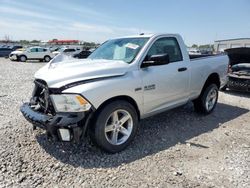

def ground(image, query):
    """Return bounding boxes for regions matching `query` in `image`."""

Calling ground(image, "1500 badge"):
[144,84,156,91]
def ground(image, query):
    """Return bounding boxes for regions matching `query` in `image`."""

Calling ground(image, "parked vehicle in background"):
[0,45,23,57]
[9,47,55,62]
[200,49,213,55]
[188,48,202,55]
[20,33,228,153]
[73,50,92,59]
[52,47,81,56]
[15,48,25,51]
[11,45,23,51]
[221,47,250,92]
[0,48,12,57]
[49,46,60,52]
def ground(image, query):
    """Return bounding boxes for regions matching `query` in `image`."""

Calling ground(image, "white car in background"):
[52,47,81,56]
[188,48,202,55]
[9,47,55,62]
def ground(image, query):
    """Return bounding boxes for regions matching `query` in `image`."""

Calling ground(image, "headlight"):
[50,94,91,112]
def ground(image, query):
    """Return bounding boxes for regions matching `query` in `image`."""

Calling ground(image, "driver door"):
[141,37,189,115]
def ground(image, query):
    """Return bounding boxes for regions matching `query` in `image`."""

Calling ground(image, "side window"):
[30,48,37,52]
[43,48,47,52]
[147,37,183,63]
[37,48,44,52]
[64,49,75,52]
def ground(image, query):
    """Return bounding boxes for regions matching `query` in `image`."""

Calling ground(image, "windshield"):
[88,37,149,63]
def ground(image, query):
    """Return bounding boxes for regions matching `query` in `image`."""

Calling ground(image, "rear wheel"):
[44,56,51,62]
[193,84,218,114]
[90,100,139,153]
[19,55,27,62]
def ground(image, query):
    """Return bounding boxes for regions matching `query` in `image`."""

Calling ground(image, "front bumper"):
[9,54,18,60]
[20,102,92,142]
[228,75,250,92]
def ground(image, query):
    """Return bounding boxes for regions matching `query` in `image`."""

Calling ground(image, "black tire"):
[44,56,51,62]
[19,55,27,62]
[193,84,219,114]
[90,100,139,153]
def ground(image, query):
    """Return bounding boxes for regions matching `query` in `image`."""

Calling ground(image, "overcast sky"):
[0,0,250,45]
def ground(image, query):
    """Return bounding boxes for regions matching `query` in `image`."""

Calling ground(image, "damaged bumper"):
[228,74,250,92]
[9,54,18,60]
[20,102,93,142]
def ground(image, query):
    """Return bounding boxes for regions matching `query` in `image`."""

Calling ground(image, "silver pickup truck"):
[21,34,229,153]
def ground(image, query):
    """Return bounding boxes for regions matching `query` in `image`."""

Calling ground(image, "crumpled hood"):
[34,57,129,88]
[225,47,250,66]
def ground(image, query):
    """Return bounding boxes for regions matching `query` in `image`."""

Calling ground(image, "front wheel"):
[90,100,139,153]
[193,84,219,114]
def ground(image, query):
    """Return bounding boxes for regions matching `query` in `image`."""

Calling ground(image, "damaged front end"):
[225,48,250,92]
[20,79,94,142]
[227,74,250,92]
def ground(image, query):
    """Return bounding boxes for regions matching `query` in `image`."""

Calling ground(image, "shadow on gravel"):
[21,61,47,64]
[222,90,250,98]
[36,102,249,169]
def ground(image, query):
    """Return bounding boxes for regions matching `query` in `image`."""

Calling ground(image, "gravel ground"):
[0,58,249,188]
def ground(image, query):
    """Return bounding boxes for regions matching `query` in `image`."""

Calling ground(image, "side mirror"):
[142,53,170,68]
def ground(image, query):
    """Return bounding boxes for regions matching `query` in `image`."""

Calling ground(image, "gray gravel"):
[0,58,249,187]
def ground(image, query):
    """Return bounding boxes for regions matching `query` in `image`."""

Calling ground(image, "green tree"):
[191,44,198,48]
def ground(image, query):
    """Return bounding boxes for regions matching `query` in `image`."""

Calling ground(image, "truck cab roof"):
[113,33,180,39]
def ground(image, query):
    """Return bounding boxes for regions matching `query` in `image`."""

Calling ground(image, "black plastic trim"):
[21,103,86,127]
[20,102,95,142]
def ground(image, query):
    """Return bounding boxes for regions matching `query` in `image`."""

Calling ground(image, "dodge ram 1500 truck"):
[21,34,229,153]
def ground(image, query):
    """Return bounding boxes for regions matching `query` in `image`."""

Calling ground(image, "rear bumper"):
[228,76,250,92]
[20,103,92,142]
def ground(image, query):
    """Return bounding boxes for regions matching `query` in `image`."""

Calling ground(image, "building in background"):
[214,38,250,52]
[48,39,80,45]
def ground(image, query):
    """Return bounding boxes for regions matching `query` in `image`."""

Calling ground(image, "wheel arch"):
[95,95,141,121]
[19,54,27,59]
[85,95,141,137]
[202,73,220,92]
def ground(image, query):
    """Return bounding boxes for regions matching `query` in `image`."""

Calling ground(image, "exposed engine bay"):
[231,63,250,77]
[225,48,250,92]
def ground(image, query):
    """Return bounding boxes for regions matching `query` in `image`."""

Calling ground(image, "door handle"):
[178,67,187,72]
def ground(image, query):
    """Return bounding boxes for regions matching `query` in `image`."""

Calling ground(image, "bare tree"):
[3,35,10,42]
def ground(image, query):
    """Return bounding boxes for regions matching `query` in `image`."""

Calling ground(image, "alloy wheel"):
[104,109,133,145]
[205,87,217,111]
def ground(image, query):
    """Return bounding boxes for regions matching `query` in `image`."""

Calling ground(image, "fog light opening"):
[58,128,71,141]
